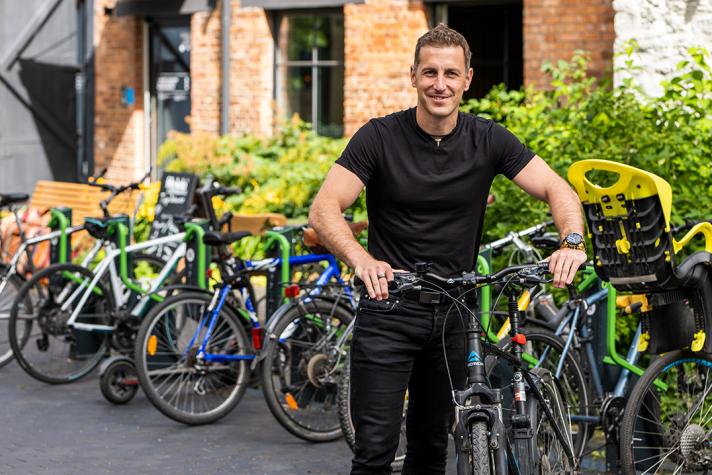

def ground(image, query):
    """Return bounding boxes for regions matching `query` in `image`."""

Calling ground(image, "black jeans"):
[350,293,467,475]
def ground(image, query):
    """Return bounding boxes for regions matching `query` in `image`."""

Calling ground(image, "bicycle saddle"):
[202,230,251,246]
[0,193,29,208]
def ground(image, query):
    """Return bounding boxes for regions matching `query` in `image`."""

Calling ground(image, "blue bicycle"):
[133,227,356,442]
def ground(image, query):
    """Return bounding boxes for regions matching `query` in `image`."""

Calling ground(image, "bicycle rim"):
[136,293,249,424]
[9,264,111,383]
[262,298,353,441]
[0,273,30,367]
[621,350,712,474]
[531,368,575,474]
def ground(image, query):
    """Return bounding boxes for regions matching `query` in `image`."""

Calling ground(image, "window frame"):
[272,9,345,136]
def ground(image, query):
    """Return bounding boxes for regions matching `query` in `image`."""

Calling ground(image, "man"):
[309,24,587,474]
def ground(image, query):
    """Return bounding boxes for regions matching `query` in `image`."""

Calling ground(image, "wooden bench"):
[228,213,288,236]
[29,180,141,225]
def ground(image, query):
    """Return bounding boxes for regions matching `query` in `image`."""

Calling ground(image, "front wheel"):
[0,269,31,368]
[9,263,112,384]
[619,350,712,474]
[529,367,576,474]
[461,420,491,475]
[260,297,353,442]
[134,291,251,425]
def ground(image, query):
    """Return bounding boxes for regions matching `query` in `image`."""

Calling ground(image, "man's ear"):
[410,65,416,87]
[464,67,474,91]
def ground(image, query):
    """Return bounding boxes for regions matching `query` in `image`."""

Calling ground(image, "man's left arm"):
[512,155,588,288]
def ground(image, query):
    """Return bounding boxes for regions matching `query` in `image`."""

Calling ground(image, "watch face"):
[566,233,584,245]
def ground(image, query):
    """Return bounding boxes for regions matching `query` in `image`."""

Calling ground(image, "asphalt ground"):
[0,362,356,474]
[0,360,606,474]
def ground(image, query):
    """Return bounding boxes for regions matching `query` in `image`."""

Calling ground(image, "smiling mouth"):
[429,95,451,102]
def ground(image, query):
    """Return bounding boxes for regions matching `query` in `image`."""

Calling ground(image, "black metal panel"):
[114,0,216,17]
[241,0,363,9]
[0,0,81,192]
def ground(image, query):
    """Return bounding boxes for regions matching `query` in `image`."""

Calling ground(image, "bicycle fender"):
[98,355,133,376]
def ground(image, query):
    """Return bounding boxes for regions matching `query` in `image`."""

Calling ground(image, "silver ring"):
[377,274,386,279]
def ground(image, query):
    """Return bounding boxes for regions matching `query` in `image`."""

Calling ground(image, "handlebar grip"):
[218,211,234,228]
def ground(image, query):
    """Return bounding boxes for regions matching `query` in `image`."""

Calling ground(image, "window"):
[276,12,344,137]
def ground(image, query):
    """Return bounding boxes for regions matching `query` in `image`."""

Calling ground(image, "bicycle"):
[6,175,217,387]
[0,172,146,368]
[133,226,357,440]
[568,158,712,473]
[367,262,576,474]
[336,219,570,471]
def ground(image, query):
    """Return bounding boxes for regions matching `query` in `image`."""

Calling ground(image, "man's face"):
[411,45,473,121]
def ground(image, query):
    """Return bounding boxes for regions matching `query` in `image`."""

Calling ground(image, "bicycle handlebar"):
[354,262,567,292]
[92,169,152,216]
[482,219,555,252]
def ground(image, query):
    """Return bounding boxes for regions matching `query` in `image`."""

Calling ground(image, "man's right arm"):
[308,164,393,300]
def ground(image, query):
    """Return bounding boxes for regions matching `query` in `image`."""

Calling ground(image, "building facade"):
[1,0,706,189]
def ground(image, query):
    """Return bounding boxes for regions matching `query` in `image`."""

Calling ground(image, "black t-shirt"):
[336,107,534,276]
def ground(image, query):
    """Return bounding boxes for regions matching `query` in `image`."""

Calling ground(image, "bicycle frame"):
[189,253,352,365]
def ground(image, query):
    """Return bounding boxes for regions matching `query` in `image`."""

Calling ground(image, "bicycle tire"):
[619,350,712,474]
[337,352,407,471]
[529,367,575,474]
[8,263,112,384]
[100,358,139,405]
[469,420,492,475]
[498,328,590,459]
[260,297,353,442]
[0,268,31,368]
[134,291,250,425]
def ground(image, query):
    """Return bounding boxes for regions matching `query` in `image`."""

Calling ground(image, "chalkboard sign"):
[146,172,198,260]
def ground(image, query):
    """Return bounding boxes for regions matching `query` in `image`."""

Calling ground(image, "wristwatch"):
[560,232,586,252]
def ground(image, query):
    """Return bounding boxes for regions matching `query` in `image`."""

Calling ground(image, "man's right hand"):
[354,258,394,300]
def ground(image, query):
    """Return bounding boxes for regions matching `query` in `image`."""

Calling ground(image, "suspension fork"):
[453,296,507,474]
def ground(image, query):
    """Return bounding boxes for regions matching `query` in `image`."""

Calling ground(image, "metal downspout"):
[221,0,230,135]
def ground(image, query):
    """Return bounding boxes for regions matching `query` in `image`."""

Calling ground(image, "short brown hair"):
[413,23,472,70]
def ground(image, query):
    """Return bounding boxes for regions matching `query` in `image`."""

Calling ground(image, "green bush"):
[158,116,364,222]
[158,45,710,260]
[462,45,712,244]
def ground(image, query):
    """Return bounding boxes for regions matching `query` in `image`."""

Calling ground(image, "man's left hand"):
[547,248,588,288]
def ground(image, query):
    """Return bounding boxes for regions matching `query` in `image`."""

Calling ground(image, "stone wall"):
[613,0,712,96]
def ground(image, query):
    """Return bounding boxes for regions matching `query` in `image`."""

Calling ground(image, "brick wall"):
[343,0,429,136]
[229,3,274,136]
[93,0,147,184]
[191,2,222,134]
[523,0,615,89]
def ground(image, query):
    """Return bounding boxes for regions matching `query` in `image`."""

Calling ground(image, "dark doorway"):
[148,17,191,163]
[446,3,523,100]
